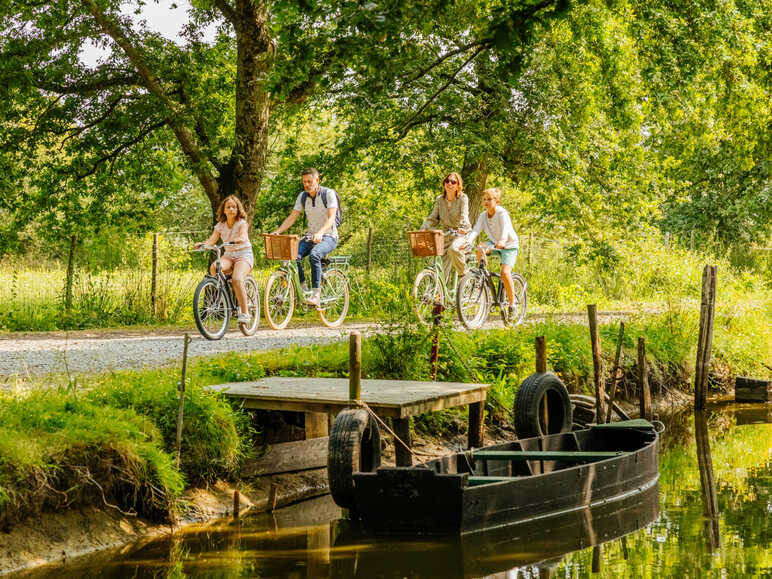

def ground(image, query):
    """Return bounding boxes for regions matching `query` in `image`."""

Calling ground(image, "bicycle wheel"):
[511,274,528,326]
[456,272,489,330]
[193,277,229,340]
[264,270,294,330]
[238,276,260,336]
[317,269,350,328]
[412,269,444,325]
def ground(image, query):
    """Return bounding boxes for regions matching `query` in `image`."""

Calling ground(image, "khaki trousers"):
[441,233,470,280]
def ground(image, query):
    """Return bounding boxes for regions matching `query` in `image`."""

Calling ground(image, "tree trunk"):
[222,0,273,222]
[462,156,488,218]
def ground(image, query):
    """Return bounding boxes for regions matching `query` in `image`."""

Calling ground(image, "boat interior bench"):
[469,450,629,485]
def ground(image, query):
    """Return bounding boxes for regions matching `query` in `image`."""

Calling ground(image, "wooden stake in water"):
[587,305,606,423]
[606,322,625,424]
[176,334,192,467]
[694,265,717,410]
[638,337,652,421]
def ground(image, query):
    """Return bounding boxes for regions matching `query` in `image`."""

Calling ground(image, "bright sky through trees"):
[79,0,218,67]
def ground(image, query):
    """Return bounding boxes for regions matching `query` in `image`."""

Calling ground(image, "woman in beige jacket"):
[420,171,472,278]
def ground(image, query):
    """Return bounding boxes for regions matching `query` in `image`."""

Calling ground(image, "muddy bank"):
[1,469,331,576]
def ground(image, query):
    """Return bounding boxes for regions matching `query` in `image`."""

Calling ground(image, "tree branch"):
[60,95,126,146]
[80,0,219,199]
[395,45,486,141]
[213,0,239,32]
[404,39,493,84]
[32,75,141,94]
[75,119,167,179]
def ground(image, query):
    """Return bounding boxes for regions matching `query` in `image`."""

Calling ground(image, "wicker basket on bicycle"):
[263,234,299,260]
[408,230,445,257]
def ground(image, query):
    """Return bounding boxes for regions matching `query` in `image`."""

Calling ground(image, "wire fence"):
[1,227,768,332]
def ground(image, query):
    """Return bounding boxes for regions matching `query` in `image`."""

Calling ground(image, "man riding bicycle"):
[272,167,339,307]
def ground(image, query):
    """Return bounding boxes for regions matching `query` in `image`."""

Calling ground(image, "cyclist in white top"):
[194,195,254,324]
[468,187,520,319]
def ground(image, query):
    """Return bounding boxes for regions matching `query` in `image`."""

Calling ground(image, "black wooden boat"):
[333,479,660,578]
[349,419,659,535]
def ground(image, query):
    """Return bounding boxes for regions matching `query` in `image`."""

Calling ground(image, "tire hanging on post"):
[514,372,573,439]
[328,408,381,510]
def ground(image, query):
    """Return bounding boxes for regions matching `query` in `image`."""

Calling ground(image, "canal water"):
[14,403,772,578]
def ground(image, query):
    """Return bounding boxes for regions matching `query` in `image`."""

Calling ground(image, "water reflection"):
[13,404,772,578]
[694,410,720,551]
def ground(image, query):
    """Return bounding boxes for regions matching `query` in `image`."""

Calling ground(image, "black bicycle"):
[192,244,260,340]
[456,255,527,329]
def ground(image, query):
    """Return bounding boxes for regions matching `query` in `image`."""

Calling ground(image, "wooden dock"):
[208,377,489,468]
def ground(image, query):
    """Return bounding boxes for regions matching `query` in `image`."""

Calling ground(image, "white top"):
[293,188,338,238]
[468,206,519,249]
[214,219,252,254]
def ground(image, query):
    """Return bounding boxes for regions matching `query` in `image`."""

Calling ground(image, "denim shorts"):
[486,243,518,267]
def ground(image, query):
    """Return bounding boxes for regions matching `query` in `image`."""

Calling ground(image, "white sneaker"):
[237,312,251,324]
[300,282,309,294]
[305,292,321,307]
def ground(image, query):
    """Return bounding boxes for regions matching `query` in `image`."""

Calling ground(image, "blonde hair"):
[483,187,501,201]
[217,195,248,222]
[442,172,463,196]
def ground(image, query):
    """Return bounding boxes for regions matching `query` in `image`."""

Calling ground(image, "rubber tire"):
[513,372,573,438]
[317,269,350,328]
[412,269,443,326]
[264,270,294,330]
[328,409,382,510]
[238,276,260,336]
[456,272,489,330]
[193,277,229,340]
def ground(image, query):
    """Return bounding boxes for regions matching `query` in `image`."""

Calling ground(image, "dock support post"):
[694,265,717,410]
[587,305,606,423]
[535,336,547,373]
[638,338,652,421]
[349,331,361,401]
[394,418,413,466]
[468,402,484,449]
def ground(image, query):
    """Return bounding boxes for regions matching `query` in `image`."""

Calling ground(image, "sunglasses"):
[444,178,458,185]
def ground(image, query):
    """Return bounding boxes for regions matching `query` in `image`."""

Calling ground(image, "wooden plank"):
[208,377,489,418]
[305,412,328,439]
[240,437,329,476]
[468,476,510,486]
[473,450,626,462]
[735,376,772,403]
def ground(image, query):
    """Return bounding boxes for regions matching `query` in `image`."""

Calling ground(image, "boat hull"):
[352,421,659,535]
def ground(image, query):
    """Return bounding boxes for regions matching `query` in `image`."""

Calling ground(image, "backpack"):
[301,186,343,228]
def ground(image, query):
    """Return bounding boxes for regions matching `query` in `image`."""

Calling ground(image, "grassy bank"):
[0,377,250,530]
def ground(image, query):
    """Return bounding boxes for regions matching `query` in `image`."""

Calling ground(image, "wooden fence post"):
[638,337,652,421]
[176,333,192,467]
[366,227,373,275]
[587,305,606,423]
[349,331,361,402]
[694,265,717,410]
[151,232,159,316]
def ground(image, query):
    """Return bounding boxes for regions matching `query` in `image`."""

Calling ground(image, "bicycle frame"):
[205,248,240,314]
[274,257,348,308]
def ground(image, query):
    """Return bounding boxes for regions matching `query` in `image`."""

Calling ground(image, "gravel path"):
[0,323,374,378]
[0,311,638,379]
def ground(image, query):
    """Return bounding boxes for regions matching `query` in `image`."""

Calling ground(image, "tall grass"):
[1,233,769,332]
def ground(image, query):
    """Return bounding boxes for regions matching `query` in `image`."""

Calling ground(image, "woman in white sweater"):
[467,187,519,318]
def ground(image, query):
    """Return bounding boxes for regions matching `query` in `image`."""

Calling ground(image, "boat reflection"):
[330,481,659,578]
